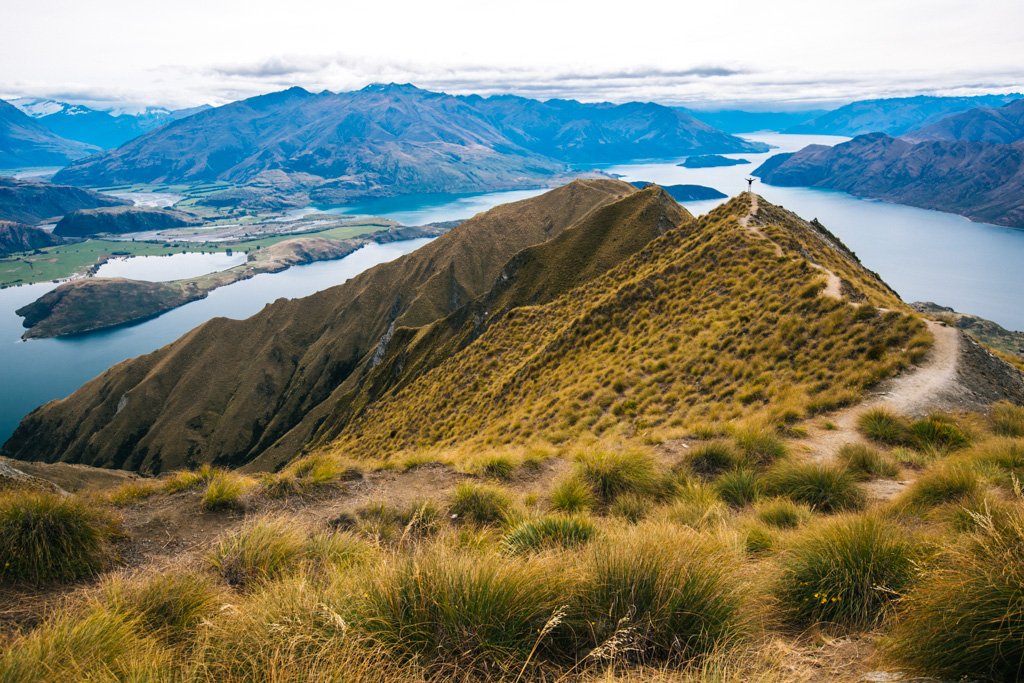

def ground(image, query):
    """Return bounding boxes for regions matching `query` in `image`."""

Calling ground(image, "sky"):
[2,0,1023,112]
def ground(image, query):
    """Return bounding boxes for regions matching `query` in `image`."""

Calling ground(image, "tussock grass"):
[208,517,306,587]
[503,515,597,553]
[685,441,742,477]
[163,464,217,493]
[896,463,980,513]
[886,505,1024,680]
[357,545,569,673]
[837,443,899,480]
[610,492,654,522]
[99,568,223,645]
[714,468,761,508]
[479,455,517,480]
[574,522,750,662]
[742,523,778,556]
[965,437,1024,491]
[857,408,911,446]
[990,400,1024,437]
[776,513,923,629]
[755,498,811,529]
[665,481,729,530]
[0,491,119,585]
[200,472,251,511]
[262,454,360,499]
[107,479,161,507]
[763,462,864,513]
[734,429,787,466]
[909,414,971,453]
[574,448,676,505]
[449,483,516,526]
[0,608,173,682]
[350,500,444,542]
[549,476,595,513]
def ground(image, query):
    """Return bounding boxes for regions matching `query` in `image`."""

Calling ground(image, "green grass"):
[0,492,119,585]
[734,429,787,466]
[763,461,864,513]
[886,506,1024,680]
[162,464,217,493]
[665,482,729,530]
[857,408,911,446]
[609,492,653,522]
[909,414,971,452]
[896,464,980,513]
[837,443,899,480]
[776,514,923,629]
[449,483,515,526]
[502,516,597,554]
[107,479,161,506]
[479,455,516,480]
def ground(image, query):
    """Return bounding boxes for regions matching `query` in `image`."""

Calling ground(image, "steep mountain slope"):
[316,195,927,459]
[684,109,825,133]
[754,134,1024,227]
[0,99,98,167]
[2,180,638,472]
[0,176,128,224]
[0,222,62,255]
[53,206,202,237]
[52,85,764,200]
[17,101,205,149]
[904,98,1024,143]
[787,94,1023,136]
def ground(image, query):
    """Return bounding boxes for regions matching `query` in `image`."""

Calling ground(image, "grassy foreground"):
[3,403,1024,681]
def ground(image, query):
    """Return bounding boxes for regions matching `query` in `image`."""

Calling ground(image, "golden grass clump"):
[990,400,1024,437]
[0,491,120,585]
[837,443,899,480]
[449,482,516,526]
[762,461,864,513]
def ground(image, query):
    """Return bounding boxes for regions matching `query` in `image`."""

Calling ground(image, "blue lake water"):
[94,252,248,281]
[0,239,431,441]
[2,130,1024,444]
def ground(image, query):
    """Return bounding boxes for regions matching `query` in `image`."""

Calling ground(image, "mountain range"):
[787,94,1024,137]
[11,98,211,149]
[0,100,98,168]
[903,98,1024,143]
[52,84,767,203]
[3,181,923,473]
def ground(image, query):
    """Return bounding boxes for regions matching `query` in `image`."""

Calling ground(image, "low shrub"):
[857,408,911,446]
[886,506,1024,680]
[776,514,922,629]
[449,483,515,526]
[714,468,761,507]
[503,516,597,554]
[838,443,899,480]
[763,462,864,513]
[755,497,811,529]
[549,477,595,514]
[207,517,306,587]
[990,401,1024,437]
[574,523,750,662]
[0,492,119,585]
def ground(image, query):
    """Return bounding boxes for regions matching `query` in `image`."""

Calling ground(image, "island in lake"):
[678,154,749,168]
[630,182,726,201]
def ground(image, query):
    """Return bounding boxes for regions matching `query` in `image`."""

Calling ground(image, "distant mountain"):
[0,176,128,224]
[787,94,1023,136]
[0,99,98,168]
[754,133,1024,227]
[684,109,825,133]
[11,98,212,149]
[904,99,1024,143]
[53,84,766,202]
[0,222,62,256]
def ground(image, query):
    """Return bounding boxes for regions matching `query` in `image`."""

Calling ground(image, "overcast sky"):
[2,0,1022,111]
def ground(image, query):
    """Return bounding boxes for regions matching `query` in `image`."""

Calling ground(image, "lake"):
[94,252,248,281]
[0,239,431,441]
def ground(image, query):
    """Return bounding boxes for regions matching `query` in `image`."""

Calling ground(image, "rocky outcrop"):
[0,176,127,224]
[53,207,202,237]
[0,222,62,256]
